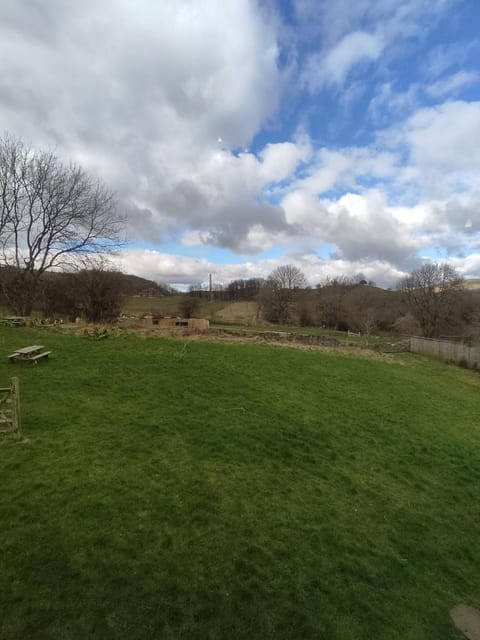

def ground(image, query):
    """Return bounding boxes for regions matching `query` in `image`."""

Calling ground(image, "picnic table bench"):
[1,317,27,327]
[7,345,52,364]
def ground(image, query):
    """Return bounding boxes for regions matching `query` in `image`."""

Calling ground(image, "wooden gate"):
[0,377,21,440]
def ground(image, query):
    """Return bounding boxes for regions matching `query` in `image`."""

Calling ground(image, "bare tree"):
[269,264,307,289]
[226,277,264,301]
[315,276,355,330]
[0,134,123,315]
[40,271,82,321]
[179,295,201,318]
[68,255,125,323]
[399,262,464,337]
[258,264,307,324]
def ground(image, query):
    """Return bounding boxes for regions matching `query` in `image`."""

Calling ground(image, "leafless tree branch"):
[0,134,124,315]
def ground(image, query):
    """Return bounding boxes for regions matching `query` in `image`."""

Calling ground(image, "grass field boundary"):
[411,336,480,369]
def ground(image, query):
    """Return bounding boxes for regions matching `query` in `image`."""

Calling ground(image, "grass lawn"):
[0,326,479,639]
[209,321,402,349]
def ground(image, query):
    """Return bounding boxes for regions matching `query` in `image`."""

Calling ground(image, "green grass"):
[210,321,401,348]
[0,326,479,639]
[210,320,344,335]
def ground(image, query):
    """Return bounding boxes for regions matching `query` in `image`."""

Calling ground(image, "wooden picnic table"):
[7,345,52,364]
[1,317,26,327]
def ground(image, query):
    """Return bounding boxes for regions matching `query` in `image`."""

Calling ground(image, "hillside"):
[211,300,259,324]
[465,278,480,290]
[122,296,257,323]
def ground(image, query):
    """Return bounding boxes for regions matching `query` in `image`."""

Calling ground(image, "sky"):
[1,0,480,288]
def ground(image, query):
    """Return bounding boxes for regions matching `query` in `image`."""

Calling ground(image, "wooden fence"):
[0,377,21,440]
[410,337,480,370]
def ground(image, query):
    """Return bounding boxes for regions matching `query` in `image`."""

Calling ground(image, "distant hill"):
[120,274,175,296]
[465,278,480,290]
[39,270,175,297]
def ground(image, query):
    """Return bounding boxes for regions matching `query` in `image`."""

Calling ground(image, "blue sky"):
[1,0,480,287]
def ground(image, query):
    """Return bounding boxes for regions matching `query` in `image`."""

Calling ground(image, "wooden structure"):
[0,316,26,327]
[410,336,480,370]
[0,377,21,440]
[186,318,210,330]
[8,345,52,364]
[142,315,209,330]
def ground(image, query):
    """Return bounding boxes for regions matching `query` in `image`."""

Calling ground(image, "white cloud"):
[368,82,420,124]
[293,0,454,48]
[115,250,214,287]
[0,0,284,249]
[305,31,384,90]
[323,32,384,85]
[259,139,312,183]
[402,101,480,190]
[298,150,352,193]
[373,100,480,205]
[1,0,479,286]
[426,70,479,98]
[114,243,480,290]
[448,253,480,279]
[423,40,480,80]
[114,247,409,288]
[282,188,421,267]
[291,147,398,196]
[298,0,456,94]
[408,192,480,257]
[108,86,480,273]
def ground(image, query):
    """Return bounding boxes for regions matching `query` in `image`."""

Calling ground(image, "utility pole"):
[209,273,213,301]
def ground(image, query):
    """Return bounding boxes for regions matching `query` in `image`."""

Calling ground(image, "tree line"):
[0,259,173,323]
[184,262,479,339]
[188,278,265,301]
[253,263,479,339]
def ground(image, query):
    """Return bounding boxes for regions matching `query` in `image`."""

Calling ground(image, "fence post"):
[0,377,21,440]
[11,377,21,439]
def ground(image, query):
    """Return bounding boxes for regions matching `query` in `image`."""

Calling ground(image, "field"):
[211,301,259,324]
[464,278,480,290]
[122,296,228,319]
[0,326,479,639]
[122,295,185,316]
[120,296,402,348]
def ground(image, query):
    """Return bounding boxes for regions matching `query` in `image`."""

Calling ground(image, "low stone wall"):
[410,337,480,370]
[142,316,209,330]
[258,331,340,347]
[214,328,340,347]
